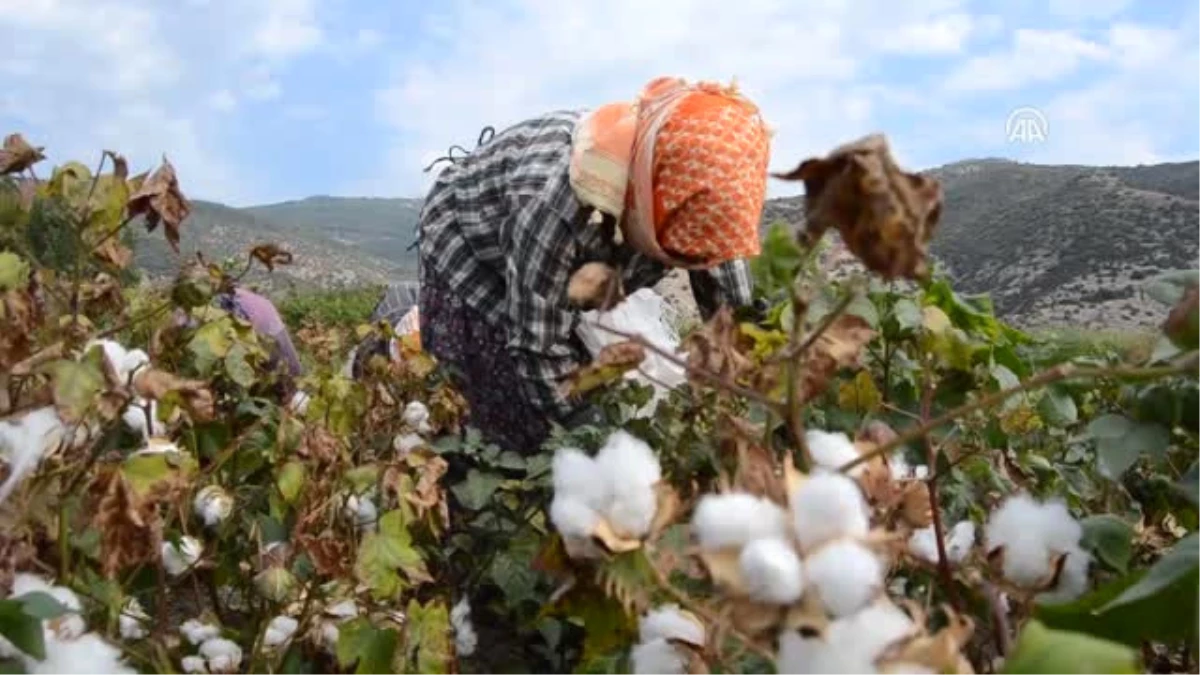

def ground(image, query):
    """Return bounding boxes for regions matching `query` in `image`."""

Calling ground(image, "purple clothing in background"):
[219,288,304,377]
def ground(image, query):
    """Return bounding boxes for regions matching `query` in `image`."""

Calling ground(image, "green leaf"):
[451,470,503,511]
[44,351,106,421]
[1038,387,1078,427]
[0,251,29,292]
[356,510,428,599]
[403,599,452,674]
[343,465,379,494]
[13,592,70,621]
[1003,620,1138,674]
[1143,269,1199,306]
[188,318,235,376]
[275,461,306,505]
[1087,414,1172,479]
[121,452,198,498]
[0,599,45,660]
[844,293,879,328]
[1175,462,1198,505]
[0,656,24,674]
[892,298,922,331]
[336,618,399,674]
[1100,533,1199,613]
[223,343,256,388]
[1079,515,1134,573]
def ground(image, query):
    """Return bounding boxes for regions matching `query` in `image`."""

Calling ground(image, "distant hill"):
[133,158,1198,329]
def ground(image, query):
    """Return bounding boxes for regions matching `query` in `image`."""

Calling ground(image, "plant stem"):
[919,362,961,612]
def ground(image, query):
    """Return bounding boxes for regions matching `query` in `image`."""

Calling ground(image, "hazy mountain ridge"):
[137,158,1198,329]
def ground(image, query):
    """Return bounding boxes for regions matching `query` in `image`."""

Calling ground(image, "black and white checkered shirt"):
[417,110,754,419]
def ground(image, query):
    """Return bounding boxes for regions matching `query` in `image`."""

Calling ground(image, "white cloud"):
[209,90,238,112]
[249,0,324,60]
[284,103,327,120]
[943,29,1110,91]
[876,13,980,54]
[355,27,383,50]
[1046,0,1132,22]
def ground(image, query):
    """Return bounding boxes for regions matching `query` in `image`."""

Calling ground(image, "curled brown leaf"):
[89,468,162,578]
[684,306,754,387]
[126,157,191,253]
[797,314,875,404]
[0,134,45,175]
[774,134,942,281]
[250,243,295,272]
[560,340,646,399]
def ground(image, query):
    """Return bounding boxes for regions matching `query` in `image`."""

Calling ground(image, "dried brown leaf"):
[898,480,934,528]
[250,243,295,272]
[296,532,351,578]
[126,156,191,253]
[697,547,748,596]
[405,451,449,521]
[732,438,786,506]
[0,287,41,371]
[132,368,215,422]
[298,425,343,464]
[879,606,975,674]
[774,133,943,281]
[89,469,161,578]
[95,237,133,269]
[648,481,682,541]
[727,598,786,638]
[103,150,129,182]
[683,306,754,387]
[797,314,875,404]
[560,340,646,399]
[0,134,45,175]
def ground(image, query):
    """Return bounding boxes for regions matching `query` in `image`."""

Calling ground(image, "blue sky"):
[1,0,1196,206]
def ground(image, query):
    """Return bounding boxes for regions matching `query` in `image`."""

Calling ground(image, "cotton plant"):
[548,429,674,558]
[1,573,136,674]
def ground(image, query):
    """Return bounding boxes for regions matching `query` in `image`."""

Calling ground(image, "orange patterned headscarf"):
[569,76,772,268]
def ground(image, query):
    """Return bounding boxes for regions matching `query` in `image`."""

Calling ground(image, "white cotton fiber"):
[193,485,233,528]
[985,493,1085,588]
[181,655,208,674]
[690,492,790,550]
[908,520,975,565]
[180,619,221,646]
[118,599,149,640]
[11,573,82,613]
[776,599,915,674]
[605,483,659,538]
[451,597,478,657]
[549,495,600,539]
[552,447,610,510]
[790,472,870,552]
[805,539,885,618]
[199,637,243,674]
[777,629,871,674]
[263,616,298,649]
[594,430,662,493]
[806,430,862,473]
[27,632,135,675]
[639,605,705,646]
[1037,544,1092,604]
[631,638,687,674]
[738,537,805,604]
[162,537,203,577]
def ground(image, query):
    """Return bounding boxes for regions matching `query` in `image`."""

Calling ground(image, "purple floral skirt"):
[418,269,550,454]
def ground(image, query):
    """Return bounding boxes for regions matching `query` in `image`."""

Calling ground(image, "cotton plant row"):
[549,426,1095,674]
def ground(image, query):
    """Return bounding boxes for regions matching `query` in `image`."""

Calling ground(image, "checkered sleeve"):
[689,258,755,319]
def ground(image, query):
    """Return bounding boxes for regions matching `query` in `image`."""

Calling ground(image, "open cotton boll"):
[264,616,298,649]
[403,401,432,434]
[162,536,203,576]
[806,430,862,474]
[690,492,790,550]
[833,599,916,663]
[1037,544,1092,604]
[550,495,601,539]
[605,484,658,539]
[552,447,610,510]
[181,656,209,674]
[118,599,149,640]
[193,485,233,528]
[739,537,805,604]
[122,398,164,439]
[790,472,870,552]
[594,430,662,493]
[0,407,79,505]
[343,494,378,531]
[639,605,705,646]
[908,520,975,565]
[451,598,478,658]
[181,619,222,645]
[985,493,1083,587]
[26,632,135,675]
[393,432,425,457]
[631,638,688,674]
[777,629,872,674]
[199,637,243,674]
[805,539,885,617]
[11,573,82,612]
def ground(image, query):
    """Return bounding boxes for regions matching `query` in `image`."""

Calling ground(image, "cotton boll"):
[193,486,233,528]
[832,599,916,662]
[119,348,151,382]
[450,598,477,657]
[985,493,1083,588]
[552,447,610,510]
[118,599,149,640]
[343,494,378,531]
[805,539,885,618]
[325,599,360,619]
[393,432,424,457]
[631,638,687,674]
[317,620,340,655]
[181,656,209,674]
[162,536,203,576]
[0,407,74,504]
[122,398,165,439]
[181,619,221,645]
[776,629,871,674]
[27,632,135,675]
[690,492,789,550]
[738,537,805,605]
[594,431,661,493]
[403,401,432,434]
[264,616,298,649]
[790,472,870,552]
[1037,545,1092,604]
[199,637,243,674]
[550,495,600,539]
[11,573,82,612]
[288,390,310,416]
[605,483,658,539]
[908,521,975,565]
[639,605,705,646]
[806,430,861,473]
[49,614,87,641]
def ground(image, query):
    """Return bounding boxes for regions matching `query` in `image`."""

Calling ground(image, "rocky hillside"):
[135,158,1197,329]
[760,158,1199,330]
